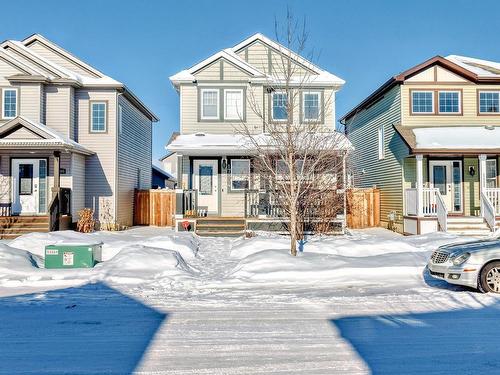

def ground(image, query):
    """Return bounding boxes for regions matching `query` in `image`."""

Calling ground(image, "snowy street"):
[1,228,500,374]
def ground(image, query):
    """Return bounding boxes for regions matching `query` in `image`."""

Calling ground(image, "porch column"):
[53,151,61,196]
[416,154,424,216]
[176,153,183,189]
[479,154,487,191]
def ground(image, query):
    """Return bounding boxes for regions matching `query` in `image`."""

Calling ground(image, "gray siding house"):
[0,34,158,236]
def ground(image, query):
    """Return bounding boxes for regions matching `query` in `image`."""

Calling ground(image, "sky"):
[2,0,500,163]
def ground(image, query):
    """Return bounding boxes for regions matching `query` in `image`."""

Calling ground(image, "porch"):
[403,154,500,235]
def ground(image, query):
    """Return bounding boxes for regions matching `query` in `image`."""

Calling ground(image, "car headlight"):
[451,252,471,266]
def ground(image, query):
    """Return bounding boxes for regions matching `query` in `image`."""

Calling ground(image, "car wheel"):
[479,261,500,293]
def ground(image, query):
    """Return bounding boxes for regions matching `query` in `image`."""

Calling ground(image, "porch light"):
[469,166,475,177]
[222,158,227,170]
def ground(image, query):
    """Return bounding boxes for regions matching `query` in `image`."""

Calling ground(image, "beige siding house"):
[342,55,500,236]
[0,34,158,236]
[166,33,348,235]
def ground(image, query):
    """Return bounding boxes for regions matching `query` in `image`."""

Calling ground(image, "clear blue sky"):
[2,0,500,162]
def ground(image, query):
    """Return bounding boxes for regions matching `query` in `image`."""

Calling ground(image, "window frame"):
[438,90,461,114]
[271,91,288,122]
[478,90,500,115]
[224,89,244,120]
[200,88,220,120]
[230,158,251,191]
[377,125,385,160]
[89,101,108,133]
[410,90,435,115]
[2,88,18,119]
[486,159,498,189]
[302,90,322,122]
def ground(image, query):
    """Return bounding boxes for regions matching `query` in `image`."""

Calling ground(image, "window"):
[199,165,213,195]
[411,91,434,113]
[3,89,17,119]
[479,91,500,113]
[377,125,385,160]
[230,159,250,190]
[272,92,288,120]
[19,164,33,195]
[91,102,107,132]
[224,89,243,120]
[201,89,219,120]
[486,159,497,188]
[303,91,320,121]
[439,91,460,113]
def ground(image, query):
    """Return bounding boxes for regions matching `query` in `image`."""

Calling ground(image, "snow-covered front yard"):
[0,227,499,374]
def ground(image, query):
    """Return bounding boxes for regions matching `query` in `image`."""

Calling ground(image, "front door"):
[12,159,48,215]
[192,159,219,215]
[429,160,463,214]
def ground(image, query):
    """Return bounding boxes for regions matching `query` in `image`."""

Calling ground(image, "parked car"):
[428,237,500,293]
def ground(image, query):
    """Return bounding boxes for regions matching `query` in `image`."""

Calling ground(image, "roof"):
[394,125,500,154]
[169,33,345,88]
[166,132,352,156]
[152,164,175,180]
[340,55,500,123]
[0,116,94,155]
[1,34,158,121]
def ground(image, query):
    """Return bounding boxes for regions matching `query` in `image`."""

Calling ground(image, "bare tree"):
[236,9,348,256]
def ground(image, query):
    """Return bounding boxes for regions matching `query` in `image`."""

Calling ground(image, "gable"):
[435,65,468,82]
[0,56,29,85]
[193,58,253,80]
[1,125,43,140]
[405,65,469,83]
[25,39,99,78]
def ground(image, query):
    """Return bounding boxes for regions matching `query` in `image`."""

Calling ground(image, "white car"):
[428,238,500,293]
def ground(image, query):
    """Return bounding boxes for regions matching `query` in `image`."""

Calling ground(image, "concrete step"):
[447,216,485,224]
[196,218,246,226]
[447,229,493,237]
[195,230,245,238]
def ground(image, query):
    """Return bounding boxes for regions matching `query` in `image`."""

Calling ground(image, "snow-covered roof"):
[0,116,94,155]
[170,33,345,87]
[166,132,352,156]
[394,125,500,152]
[152,164,176,180]
[446,55,500,79]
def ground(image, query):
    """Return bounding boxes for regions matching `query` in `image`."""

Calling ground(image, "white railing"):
[485,188,500,216]
[422,188,439,216]
[405,188,418,215]
[436,191,448,232]
[481,191,496,231]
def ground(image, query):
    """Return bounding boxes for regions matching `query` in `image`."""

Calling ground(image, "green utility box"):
[44,242,103,269]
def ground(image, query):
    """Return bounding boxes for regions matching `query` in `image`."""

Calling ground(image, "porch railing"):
[481,191,496,231]
[48,187,71,231]
[436,190,448,232]
[182,189,198,217]
[0,203,11,217]
[244,190,284,218]
[485,188,500,216]
[404,188,439,216]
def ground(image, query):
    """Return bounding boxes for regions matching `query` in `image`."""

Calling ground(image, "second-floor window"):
[411,91,434,113]
[3,89,17,119]
[201,89,219,120]
[272,92,288,121]
[303,91,320,121]
[91,102,107,132]
[438,91,460,113]
[479,91,500,113]
[224,89,243,120]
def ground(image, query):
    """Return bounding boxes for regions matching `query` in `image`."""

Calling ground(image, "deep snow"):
[0,227,499,374]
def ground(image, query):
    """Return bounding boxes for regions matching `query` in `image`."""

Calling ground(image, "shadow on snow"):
[0,282,167,374]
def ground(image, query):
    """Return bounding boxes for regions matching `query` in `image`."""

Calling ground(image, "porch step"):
[446,216,492,237]
[447,216,486,224]
[0,215,49,240]
[195,217,245,237]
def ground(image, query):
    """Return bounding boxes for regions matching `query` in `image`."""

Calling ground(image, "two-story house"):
[166,33,349,235]
[342,55,500,236]
[0,34,158,237]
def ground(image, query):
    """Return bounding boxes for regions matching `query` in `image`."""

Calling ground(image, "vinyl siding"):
[194,61,221,80]
[18,82,43,122]
[244,42,269,74]
[3,127,41,139]
[0,58,22,86]
[76,89,117,223]
[44,85,71,137]
[71,153,86,219]
[346,85,407,231]
[117,95,152,226]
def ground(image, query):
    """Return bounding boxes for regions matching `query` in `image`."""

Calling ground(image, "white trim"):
[271,91,288,121]
[230,159,250,191]
[90,101,107,133]
[302,90,321,122]
[377,125,385,160]
[200,88,220,120]
[411,90,434,114]
[437,90,461,114]
[224,89,244,120]
[2,88,18,119]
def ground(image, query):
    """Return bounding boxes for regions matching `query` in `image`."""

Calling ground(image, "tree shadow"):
[0,282,167,374]
[331,300,500,374]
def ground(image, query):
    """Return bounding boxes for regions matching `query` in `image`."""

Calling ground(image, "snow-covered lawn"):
[0,227,499,374]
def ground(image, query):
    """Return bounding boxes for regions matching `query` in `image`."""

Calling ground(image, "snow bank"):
[229,229,470,286]
[9,227,198,261]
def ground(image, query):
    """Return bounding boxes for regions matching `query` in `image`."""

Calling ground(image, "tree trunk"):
[290,207,298,256]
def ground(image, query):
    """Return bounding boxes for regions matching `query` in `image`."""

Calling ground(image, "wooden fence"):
[346,188,380,229]
[134,189,176,227]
